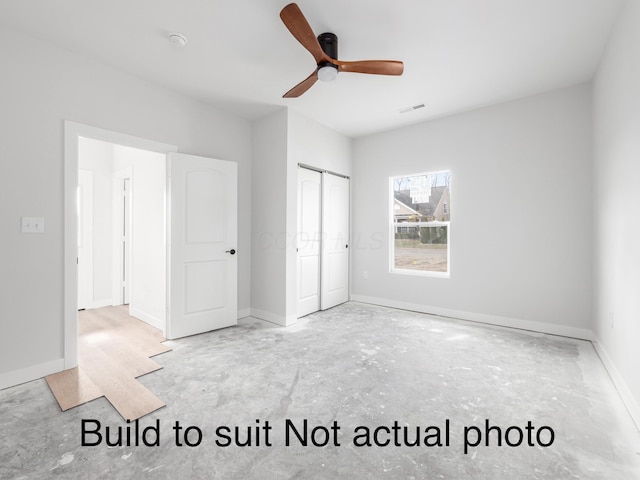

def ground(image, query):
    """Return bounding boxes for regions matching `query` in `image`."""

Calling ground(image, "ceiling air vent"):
[399,103,426,114]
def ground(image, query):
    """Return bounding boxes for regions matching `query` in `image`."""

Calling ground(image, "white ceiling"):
[0,0,622,137]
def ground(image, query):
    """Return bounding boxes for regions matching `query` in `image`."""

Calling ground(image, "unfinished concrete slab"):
[1,303,639,479]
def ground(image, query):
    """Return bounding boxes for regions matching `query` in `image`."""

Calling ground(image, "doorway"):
[65,121,240,370]
[76,137,166,332]
[64,122,178,369]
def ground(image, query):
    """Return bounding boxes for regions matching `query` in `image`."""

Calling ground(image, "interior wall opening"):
[64,121,178,369]
[77,136,166,329]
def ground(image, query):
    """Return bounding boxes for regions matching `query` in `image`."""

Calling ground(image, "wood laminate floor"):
[45,306,171,420]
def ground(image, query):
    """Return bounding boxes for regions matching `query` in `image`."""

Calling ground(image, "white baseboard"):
[351,294,639,431]
[0,359,65,391]
[129,307,164,331]
[592,340,640,431]
[250,308,297,327]
[350,295,594,340]
[237,308,251,319]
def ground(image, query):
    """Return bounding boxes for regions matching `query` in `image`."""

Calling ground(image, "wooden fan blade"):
[336,60,404,76]
[280,3,331,64]
[283,70,319,98]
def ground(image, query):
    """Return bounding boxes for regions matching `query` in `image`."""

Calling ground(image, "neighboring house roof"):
[393,198,422,219]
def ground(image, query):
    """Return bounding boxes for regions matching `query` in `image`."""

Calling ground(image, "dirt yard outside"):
[394,240,448,272]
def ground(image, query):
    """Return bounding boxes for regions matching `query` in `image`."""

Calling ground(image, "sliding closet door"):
[321,173,349,310]
[297,167,322,317]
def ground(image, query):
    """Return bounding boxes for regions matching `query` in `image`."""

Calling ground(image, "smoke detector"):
[168,33,187,47]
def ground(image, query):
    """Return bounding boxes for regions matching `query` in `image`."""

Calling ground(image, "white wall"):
[0,25,252,388]
[250,109,289,323]
[287,110,352,176]
[78,138,114,306]
[351,85,593,338]
[592,0,640,425]
[286,111,352,320]
[250,109,352,325]
[113,145,166,328]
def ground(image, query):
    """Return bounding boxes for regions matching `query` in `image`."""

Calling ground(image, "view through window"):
[391,171,451,276]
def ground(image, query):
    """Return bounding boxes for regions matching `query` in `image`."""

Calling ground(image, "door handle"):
[225,249,236,255]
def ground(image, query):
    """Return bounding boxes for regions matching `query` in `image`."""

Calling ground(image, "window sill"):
[390,268,450,279]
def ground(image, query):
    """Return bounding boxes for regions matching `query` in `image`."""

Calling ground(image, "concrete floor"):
[1,302,639,479]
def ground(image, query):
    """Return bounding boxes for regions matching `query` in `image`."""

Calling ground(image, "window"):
[390,171,451,276]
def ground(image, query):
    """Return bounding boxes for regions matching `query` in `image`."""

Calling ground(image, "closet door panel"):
[297,168,322,317]
[321,173,349,310]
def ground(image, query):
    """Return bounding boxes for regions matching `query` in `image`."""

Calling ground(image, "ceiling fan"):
[279,3,404,98]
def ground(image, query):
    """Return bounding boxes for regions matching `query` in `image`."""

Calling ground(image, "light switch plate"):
[21,217,45,233]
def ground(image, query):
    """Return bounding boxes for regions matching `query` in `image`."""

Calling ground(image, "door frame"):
[63,121,177,369]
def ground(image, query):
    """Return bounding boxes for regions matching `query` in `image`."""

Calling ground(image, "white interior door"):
[77,169,93,310]
[166,152,238,339]
[111,168,132,307]
[321,173,350,310]
[297,167,322,317]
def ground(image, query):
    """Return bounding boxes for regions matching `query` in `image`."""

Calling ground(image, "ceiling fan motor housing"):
[318,32,338,60]
[317,32,339,81]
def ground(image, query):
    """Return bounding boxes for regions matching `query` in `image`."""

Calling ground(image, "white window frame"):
[389,171,451,278]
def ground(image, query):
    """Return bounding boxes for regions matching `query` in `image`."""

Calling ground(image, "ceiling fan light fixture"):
[317,64,338,82]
